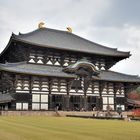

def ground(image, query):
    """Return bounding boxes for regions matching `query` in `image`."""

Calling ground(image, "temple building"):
[0,23,140,111]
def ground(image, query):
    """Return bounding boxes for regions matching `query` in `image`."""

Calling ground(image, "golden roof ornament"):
[67,27,72,33]
[38,22,45,29]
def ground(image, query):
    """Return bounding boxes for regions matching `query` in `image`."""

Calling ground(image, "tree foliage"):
[0,73,14,93]
[128,90,140,101]
[136,86,140,93]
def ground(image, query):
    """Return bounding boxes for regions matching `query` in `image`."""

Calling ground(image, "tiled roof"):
[0,62,75,78]
[97,70,140,82]
[12,28,130,57]
[0,94,14,103]
[1,62,140,83]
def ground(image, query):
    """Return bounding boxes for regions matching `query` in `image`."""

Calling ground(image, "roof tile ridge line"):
[13,28,40,37]
[13,27,128,54]
[107,70,139,77]
[15,28,68,37]
[0,35,14,57]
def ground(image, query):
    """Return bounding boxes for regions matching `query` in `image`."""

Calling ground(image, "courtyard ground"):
[0,116,139,140]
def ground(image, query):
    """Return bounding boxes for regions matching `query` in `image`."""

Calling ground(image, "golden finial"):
[67,27,72,33]
[38,22,45,29]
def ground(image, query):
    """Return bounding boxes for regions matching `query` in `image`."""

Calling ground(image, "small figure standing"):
[117,104,122,118]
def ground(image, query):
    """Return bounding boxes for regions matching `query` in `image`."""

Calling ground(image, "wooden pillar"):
[99,81,103,111]
[11,74,17,110]
[124,83,129,111]
[28,75,32,110]
[83,78,87,111]
[66,79,70,111]
[48,78,52,110]
[114,83,117,111]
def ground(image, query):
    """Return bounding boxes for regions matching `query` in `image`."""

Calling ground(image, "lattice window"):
[28,53,36,63]
[16,103,22,110]
[32,77,49,94]
[63,58,70,66]
[70,58,77,64]
[95,61,99,70]
[41,95,48,102]
[41,104,48,110]
[108,83,114,94]
[46,55,53,65]
[16,103,29,110]
[102,97,114,110]
[51,79,59,92]
[32,80,40,91]
[16,80,22,90]
[102,83,107,94]
[101,82,114,95]
[69,88,77,93]
[116,83,124,95]
[86,83,93,94]
[32,94,40,102]
[69,78,84,94]
[100,62,105,70]
[32,94,48,110]
[36,56,44,64]
[77,79,84,93]
[16,76,29,93]
[50,79,67,95]
[32,94,48,103]
[70,96,81,103]
[54,56,61,66]
[93,82,99,94]
[41,81,49,92]
[59,80,67,93]
[32,103,40,110]
[69,79,77,93]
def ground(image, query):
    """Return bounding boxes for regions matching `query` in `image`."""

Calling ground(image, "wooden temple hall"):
[0,22,140,111]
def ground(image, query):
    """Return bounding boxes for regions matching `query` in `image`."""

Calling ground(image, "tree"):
[136,86,140,93]
[127,90,140,100]
[0,73,14,94]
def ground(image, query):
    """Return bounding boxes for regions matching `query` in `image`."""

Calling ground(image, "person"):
[106,105,112,117]
[93,106,96,111]
[117,105,122,117]
[96,110,100,117]
[55,105,59,111]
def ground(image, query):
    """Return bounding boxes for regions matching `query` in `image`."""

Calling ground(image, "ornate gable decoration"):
[63,59,100,77]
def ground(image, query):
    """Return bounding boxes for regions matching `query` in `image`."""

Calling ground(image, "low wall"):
[0,111,58,116]
[0,111,133,117]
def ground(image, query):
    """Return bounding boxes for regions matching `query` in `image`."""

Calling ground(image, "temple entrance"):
[0,103,9,110]
[50,95,65,111]
[87,96,97,111]
[69,96,82,111]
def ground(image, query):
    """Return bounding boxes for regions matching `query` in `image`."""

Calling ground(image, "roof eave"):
[0,67,76,79]
[12,37,130,58]
[0,33,17,58]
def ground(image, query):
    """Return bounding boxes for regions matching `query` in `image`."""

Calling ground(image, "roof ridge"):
[0,27,130,60]
[15,27,130,54]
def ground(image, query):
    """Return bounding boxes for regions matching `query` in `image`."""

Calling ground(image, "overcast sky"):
[0,0,140,75]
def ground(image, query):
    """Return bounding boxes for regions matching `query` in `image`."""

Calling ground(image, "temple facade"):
[0,24,140,111]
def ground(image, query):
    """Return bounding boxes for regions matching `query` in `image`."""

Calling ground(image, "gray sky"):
[0,0,140,75]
